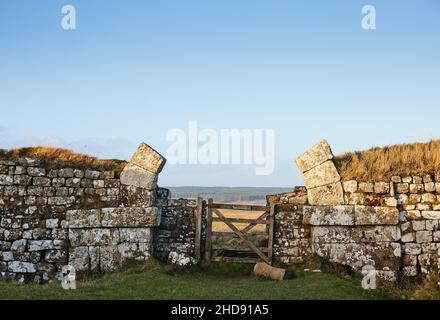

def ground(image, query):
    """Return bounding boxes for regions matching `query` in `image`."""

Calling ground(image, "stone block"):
[410,184,424,194]
[374,182,390,194]
[421,211,440,220]
[99,246,122,272]
[130,142,166,174]
[27,167,46,177]
[404,243,421,255]
[119,228,152,243]
[416,231,432,243]
[402,176,412,183]
[358,182,374,193]
[303,205,354,226]
[401,232,415,243]
[352,226,401,242]
[8,261,36,273]
[311,226,353,243]
[307,182,344,205]
[66,209,101,228]
[422,193,437,204]
[403,254,418,266]
[391,176,401,183]
[403,266,418,277]
[425,182,436,192]
[101,207,161,228]
[426,220,439,231]
[342,180,358,193]
[295,140,334,173]
[68,246,90,271]
[385,197,398,207]
[396,183,409,194]
[412,220,426,231]
[407,210,421,220]
[120,163,158,190]
[28,240,54,252]
[0,175,13,186]
[69,228,119,246]
[417,203,431,211]
[58,168,75,178]
[354,206,399,225]
[303,160,340,189]
[11,239,27,252]
[344,192,365,205]
[45,250,67,263]
[314,242,401,271]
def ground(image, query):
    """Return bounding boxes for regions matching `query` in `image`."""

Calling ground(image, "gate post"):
[194,197,203,261]
[204,198,213,261]
[268,204,275,265]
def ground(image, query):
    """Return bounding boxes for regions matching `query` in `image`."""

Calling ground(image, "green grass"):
[0,263,387,300]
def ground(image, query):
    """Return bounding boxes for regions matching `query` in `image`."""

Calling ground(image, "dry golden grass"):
[334,139,440,181]
[411,273,440,300]
[0,146,127,172]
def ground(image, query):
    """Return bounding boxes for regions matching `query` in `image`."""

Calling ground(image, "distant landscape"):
[165,186,292,204]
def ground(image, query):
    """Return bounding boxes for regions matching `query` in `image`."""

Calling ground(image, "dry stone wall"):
[342,176,440,277]
[267,187,312,264]
[153,197,206,266]
[0,143,166,283]
[281,139,440,281]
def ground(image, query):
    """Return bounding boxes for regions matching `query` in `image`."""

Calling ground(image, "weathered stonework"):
[0,143,168,283]
[130,143,166,174]
[120,164,158,190]
[290,140,440,280]
[153,198,206,264]
[295,140,333,173]
[296,140,344,205]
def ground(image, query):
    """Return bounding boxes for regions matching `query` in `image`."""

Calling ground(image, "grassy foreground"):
[0,263,386,300]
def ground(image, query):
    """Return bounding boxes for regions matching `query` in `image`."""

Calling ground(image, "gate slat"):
[210,203,269,211]
[212,217,269,224]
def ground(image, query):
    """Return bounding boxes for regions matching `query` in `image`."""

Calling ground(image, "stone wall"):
[0,143,166,283]
[342,177,440,277]
[267,187,312,264]
[283,139,440,281]
[153,198,206,266]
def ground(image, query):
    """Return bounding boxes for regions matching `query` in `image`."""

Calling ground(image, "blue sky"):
[0,1,439,187]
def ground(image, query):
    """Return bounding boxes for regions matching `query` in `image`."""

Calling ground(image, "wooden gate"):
[204,199,275,265]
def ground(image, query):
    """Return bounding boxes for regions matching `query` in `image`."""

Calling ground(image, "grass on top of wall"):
[334,139,440,182]
[0,146,127,172]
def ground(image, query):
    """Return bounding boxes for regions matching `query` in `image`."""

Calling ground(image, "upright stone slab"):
[120,143,166,190]
[130,143,166,174]
[303,160,341,189]
[295,140,333,173]
[295,140,344,205]
[120,164,158,190]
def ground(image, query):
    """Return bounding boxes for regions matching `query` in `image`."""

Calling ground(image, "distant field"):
[212,209,267,233]
[165,186,292,203]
